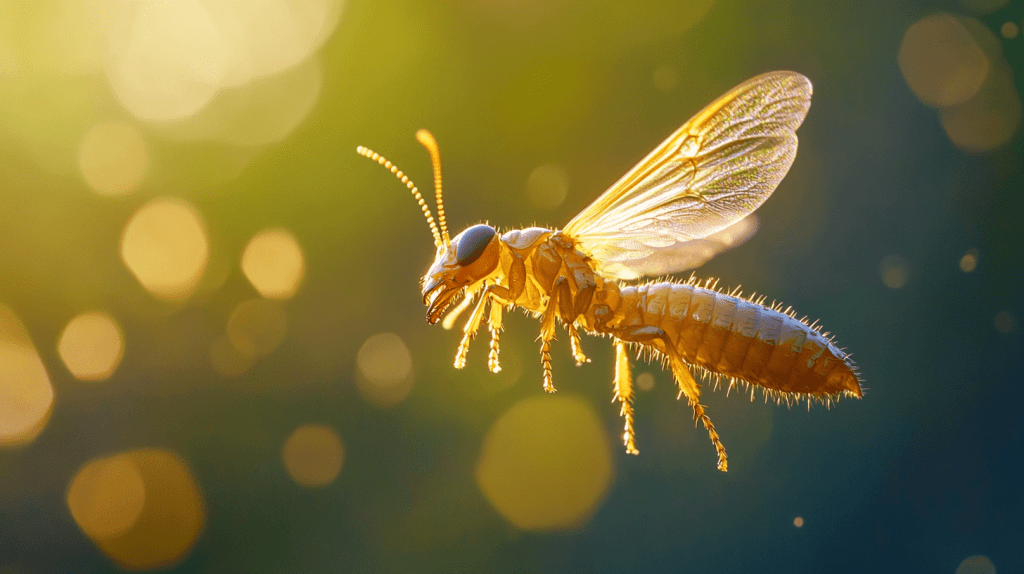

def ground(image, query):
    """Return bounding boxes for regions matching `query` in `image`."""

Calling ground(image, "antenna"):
[415,129,450,247]
[356,145,443,249]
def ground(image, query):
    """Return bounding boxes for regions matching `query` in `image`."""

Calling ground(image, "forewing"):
[563,71,811,280]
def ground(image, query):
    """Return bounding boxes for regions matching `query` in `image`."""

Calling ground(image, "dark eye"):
[455,224,496,266]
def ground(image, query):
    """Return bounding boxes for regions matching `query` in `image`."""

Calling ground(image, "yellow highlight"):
[106,0,229,122]
[526,163,570,210]
[0,304,55,447]
[66,449,205,570]
[58,312,125,381]
[993,310,1017,334]
[241,228,306,299]
[959,249,979,273]
[879,255,909,289]
[635,372,655,391]
[898,14,990,108]
[67,456,146,539]
[475,395,613,530]
[940,61,1021,153]
[282,424,345,488]
[226,299,288,356]
[1002,21,1020,39]
[78,121,149,196]
[120,198,210,301]
[793,516,804,528]
[956,555,996,574]
[356,332,414,407]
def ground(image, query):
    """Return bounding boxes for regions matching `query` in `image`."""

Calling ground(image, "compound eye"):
[455,224,496,266]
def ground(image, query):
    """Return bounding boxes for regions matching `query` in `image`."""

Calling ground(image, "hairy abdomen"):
[618,281,860,399]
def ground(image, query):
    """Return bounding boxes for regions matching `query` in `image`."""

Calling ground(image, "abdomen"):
[616,281,860,399]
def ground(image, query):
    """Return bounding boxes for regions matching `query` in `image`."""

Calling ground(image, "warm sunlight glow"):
[67,449,205,570]
[993,310,1017,334]
[475,395,612,530]
[0,305,54,447]
[898,14,989,108]
[67,455,147,539]
[880,255,909,289]
[78,121,149,196]
[526,163,570,210]
[956,555,996,574]
[356,332,414,407]
[241,228,306,299]
[120,198,210,300]
[959,249,979,273]
[940,62,1021,153]
[226,299,288,356]
[58,312,125,381]
[106,0,229,122]
[282,424,345,488]
[635,372,655,391]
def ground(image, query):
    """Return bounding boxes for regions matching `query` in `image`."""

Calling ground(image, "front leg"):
[454,287,494,369]
[486,300,504,373]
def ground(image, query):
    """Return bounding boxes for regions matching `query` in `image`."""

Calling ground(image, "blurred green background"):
[0,0,1021,572]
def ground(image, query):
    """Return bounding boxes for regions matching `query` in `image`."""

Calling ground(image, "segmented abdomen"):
[619,281,860,398]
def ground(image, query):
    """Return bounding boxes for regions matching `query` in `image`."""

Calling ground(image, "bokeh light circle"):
[282,424,345,488]
[67,448,205,570]
[226,299,288,356]
[526,163,570,210]
[940,62,1021,153]
[475,395,613,530]
[67,456,146,539]
[106,0,229,122]
[120,198,210,301]
[955,555,996,574]
[355,332,414,407]
[58,312,125,381]
[78,121,149,196]
[241,228,305,299]
[0,305,55,447]
[898,14,990,108]
[879,255,909,289]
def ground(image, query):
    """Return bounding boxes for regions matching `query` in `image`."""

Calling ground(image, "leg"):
[539,300,557,393]
[537,277,569,393]
[567,323,589,366]
[611,324,728,472]
[667,354,728,472]
[487,300,504,373]
[454,290,492,369]
[613,339,639,455]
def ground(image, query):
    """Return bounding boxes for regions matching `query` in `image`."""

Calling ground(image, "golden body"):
[358,71,861,471]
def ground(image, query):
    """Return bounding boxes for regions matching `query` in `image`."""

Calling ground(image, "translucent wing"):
[563,71,812,280]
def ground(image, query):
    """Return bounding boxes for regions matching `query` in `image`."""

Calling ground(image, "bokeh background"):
[0,1,1021,572]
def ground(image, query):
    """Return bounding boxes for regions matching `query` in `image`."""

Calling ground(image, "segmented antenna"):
[415,129,450,247]
[356,145,443,249]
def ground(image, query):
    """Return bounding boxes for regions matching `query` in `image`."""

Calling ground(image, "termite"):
[357,71,861,471]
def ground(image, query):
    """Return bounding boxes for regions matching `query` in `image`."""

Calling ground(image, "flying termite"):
[357,71,861,471]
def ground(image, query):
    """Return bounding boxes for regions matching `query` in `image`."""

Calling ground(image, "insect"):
[357,71,861,471]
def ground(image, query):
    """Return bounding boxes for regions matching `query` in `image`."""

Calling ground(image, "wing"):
[562,71,812,280]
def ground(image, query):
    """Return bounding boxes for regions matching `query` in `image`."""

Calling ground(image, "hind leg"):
[666,354,728,472]
[612,324,728,472]
[612,339,639,454]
